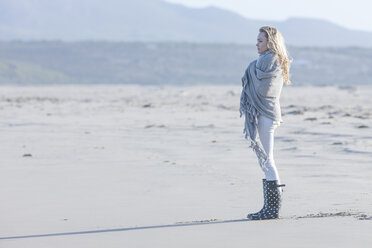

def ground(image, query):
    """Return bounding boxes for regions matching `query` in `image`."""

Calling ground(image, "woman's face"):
[256,32,268,54]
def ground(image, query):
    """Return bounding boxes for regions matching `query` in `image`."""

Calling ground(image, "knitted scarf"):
[239,51,284,170]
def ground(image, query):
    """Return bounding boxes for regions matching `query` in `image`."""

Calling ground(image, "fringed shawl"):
[239,51,283,170]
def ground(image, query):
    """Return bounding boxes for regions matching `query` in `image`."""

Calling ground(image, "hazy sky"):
[165,0,372,32]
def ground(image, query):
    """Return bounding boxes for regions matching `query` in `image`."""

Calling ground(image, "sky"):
[165,0,372,32]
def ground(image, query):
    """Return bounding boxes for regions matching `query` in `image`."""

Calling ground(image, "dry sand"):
[0,85,371,247]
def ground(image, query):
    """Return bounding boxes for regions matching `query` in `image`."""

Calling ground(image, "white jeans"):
[258,115,280,182]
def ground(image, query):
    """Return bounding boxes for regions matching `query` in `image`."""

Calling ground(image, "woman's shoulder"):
[256,51,278,70]
[256,52,283,77]
[260,51,277,63]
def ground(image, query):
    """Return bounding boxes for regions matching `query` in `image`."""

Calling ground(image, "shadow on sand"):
[0,218,250,240]
[2,211,369,240]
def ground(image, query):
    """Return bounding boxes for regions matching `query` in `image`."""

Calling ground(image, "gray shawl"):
[239,51,283,170]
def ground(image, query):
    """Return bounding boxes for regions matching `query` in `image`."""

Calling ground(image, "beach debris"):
[318,105,333,110]
[217,104,234,110]
[285,104,297,108]
[304,117,317,121]
[280,147,297,151]
[296,212,352,219]
[287,110,304,115]
[343,148,369,154]
[192,124,215,129]
[295,211,372,221]
[142,103,152,108]
[278,137,296,143]
[23,153,32,157]
[357,214,372,220]
[357,125,369,129]
[354,115,370,119]
[144,124,166,128]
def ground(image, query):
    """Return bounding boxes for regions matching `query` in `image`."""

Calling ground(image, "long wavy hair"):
[259,26,291,85]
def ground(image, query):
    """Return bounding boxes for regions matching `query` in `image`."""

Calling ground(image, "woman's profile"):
[240,26,291,220]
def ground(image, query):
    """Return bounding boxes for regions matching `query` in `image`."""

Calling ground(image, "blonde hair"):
[259,26,291,85]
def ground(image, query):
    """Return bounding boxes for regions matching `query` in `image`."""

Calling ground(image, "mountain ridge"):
[1,0,372,47]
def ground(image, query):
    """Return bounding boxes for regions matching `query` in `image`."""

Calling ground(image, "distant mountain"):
[1,41,372,86]
[1,0,372,47]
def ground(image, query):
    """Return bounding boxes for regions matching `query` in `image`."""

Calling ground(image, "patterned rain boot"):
[247,180,285,220]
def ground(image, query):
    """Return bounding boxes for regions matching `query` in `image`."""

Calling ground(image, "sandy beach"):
[1,85,371,247]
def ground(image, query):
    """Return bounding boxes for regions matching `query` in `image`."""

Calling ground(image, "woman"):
[240,26,291,220]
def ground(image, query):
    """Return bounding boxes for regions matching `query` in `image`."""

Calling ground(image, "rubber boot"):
[247,180,285,220]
